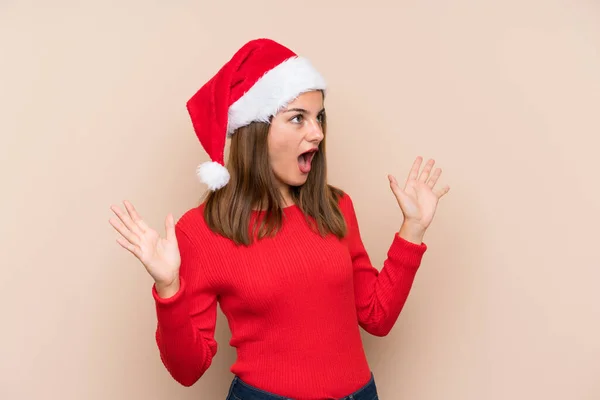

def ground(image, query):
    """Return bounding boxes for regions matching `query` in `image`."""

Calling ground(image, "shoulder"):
[175,203,203,230]
[328,185,359,227]
[330,185,355,212]
[174,202,220,245]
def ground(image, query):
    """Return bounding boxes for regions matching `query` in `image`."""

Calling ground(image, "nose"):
[305,118,324,143]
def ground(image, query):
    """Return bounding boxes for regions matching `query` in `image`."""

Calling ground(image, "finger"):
[111,203,144,237]
[388,174,398,192]
[434,184,450,198]
[406,156,422,183]
[389,174,403,191]
[116,237,142,259]
[165,213,177,242]
[109,217,140,246]
[418,159,435,183]
[123,200,149,233]
[389,175,407,203]
[389,175,408,209]
[427,167,442,188]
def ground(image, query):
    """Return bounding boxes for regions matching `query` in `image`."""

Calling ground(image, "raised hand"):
[109,200,181,292]
[388,156,450,235]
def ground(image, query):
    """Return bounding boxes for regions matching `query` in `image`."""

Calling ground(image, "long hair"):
[201,112,346,246]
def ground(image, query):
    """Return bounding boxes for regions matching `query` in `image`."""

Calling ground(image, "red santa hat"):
[186,38,327,191]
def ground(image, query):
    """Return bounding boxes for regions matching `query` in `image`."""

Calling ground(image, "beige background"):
[2,1,599,399]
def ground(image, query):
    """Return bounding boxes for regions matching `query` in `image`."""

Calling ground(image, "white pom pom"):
[196,161,230,191]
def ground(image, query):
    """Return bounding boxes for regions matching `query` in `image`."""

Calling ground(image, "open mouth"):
[298,148,317,174]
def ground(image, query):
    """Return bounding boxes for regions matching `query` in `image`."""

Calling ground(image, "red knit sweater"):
[151,193,426,399]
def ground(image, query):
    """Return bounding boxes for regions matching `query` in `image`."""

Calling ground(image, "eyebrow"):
[283,107,325,114]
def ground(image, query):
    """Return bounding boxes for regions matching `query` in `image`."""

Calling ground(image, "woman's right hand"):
[109,200,181,296]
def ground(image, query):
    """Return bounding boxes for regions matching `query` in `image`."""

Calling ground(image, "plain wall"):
[1,1,599,399]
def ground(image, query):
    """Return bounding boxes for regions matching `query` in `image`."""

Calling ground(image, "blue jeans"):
[225,372,379,400]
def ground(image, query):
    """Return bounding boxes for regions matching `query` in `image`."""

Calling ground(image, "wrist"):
[155,277,181,299]
[398,221,426,244]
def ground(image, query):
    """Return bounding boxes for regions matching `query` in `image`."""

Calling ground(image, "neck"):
[279,186,294,207]
[251,190,294,211]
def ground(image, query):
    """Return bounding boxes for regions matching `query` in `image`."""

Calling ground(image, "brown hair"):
[201,112,347,246]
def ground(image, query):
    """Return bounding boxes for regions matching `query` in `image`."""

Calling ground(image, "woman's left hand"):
[388,156,450,240]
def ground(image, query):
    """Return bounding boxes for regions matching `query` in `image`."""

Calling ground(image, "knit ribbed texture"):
[152,193,427,399]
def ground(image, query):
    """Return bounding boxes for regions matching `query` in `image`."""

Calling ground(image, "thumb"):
[388,175,410,208]
[165,213,177,242]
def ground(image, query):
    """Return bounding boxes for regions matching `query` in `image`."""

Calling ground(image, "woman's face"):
[267,90,325,196]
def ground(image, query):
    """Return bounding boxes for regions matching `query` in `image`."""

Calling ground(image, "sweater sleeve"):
[151,222,218,386]
[340,193,427,337]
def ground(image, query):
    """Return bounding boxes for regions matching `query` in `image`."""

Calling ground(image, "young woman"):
[109,38,449,400]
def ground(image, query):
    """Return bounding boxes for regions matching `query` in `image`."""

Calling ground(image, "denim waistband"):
[226,372,378,400]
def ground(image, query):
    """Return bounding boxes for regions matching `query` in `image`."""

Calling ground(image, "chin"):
[286,174,309,187]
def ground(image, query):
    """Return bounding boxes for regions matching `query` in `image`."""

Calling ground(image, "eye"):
[290,114,304,124]
[317,112,325,124]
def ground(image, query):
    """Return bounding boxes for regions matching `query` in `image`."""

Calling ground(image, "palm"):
[137,227,181,284]
[389,157,450,229]
[109,200,181,286]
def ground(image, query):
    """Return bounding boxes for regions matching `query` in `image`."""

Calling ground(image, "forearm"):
[356,234,426,336]
[152,279,215,386]
[155,321,212,387]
